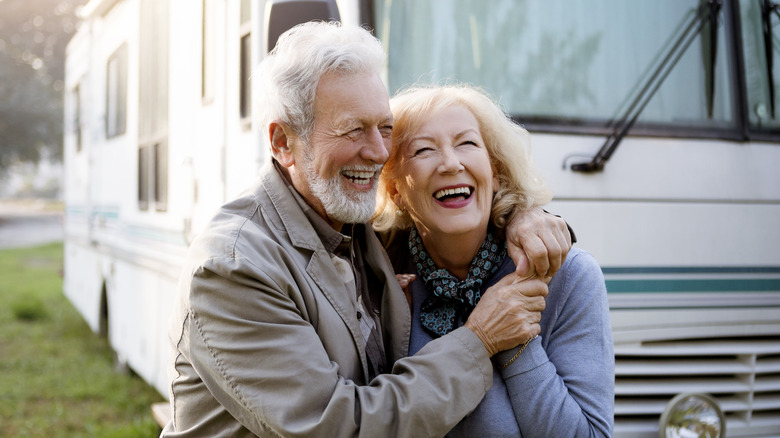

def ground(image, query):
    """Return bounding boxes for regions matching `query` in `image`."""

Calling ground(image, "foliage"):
[11,294,48,321]
[0,0,87,173]
[0,242,165,437]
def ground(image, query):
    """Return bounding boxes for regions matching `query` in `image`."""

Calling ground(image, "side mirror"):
[264,0,340,54]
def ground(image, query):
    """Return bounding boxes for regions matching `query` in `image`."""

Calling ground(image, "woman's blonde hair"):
[372,83,552,233]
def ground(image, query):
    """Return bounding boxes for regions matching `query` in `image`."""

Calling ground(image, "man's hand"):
[506,207,572,282]
[464,273,548,356]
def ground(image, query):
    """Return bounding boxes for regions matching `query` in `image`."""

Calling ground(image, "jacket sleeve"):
[183,253,493,438]
[494,250,614,437]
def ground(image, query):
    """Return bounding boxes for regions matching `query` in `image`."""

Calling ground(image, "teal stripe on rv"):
[602,266,780,275]
[605,278,780,293]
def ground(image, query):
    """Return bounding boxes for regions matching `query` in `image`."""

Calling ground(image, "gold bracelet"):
[500,335,537,370]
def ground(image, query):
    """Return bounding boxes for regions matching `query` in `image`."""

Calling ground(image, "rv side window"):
[154,142,168,211]
[106,43,128,139]
[72,83,83,153]
[738,0,780,131]
[239,0,252,123]
[202,0,216,103]
[138,0,169,212]
[138,143,168,211]
[138,147,150,210]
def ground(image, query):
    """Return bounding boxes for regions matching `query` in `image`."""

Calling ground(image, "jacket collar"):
[258,159,411,372]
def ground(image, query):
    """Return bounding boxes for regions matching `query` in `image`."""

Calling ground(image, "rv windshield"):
[374,0,780,137]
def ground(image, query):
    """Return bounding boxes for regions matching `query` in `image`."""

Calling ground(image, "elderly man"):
[161,22,571,437]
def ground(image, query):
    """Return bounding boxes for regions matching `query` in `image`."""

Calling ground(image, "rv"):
[63,0,780,436]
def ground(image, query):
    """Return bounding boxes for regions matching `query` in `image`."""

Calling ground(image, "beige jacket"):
[161,162,493,438]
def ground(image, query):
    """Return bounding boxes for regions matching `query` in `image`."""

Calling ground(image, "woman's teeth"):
[434,187,472,200]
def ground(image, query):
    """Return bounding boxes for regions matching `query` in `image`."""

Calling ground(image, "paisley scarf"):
[409,227,507,337]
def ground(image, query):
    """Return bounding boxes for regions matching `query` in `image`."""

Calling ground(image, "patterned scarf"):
[409,227,507,337]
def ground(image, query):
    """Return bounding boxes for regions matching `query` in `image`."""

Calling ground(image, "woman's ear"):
[387,180,404,211]
[269,121,295,167]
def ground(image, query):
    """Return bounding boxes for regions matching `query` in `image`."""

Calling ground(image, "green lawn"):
[0,242,165,437]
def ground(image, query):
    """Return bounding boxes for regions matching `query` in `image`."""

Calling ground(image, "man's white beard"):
[302,147,380,224]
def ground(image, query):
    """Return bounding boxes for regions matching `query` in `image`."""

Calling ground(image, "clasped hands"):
[397,208,571,356]
[467,209,570,356]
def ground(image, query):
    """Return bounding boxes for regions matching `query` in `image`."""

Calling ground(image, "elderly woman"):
[373,84,614,437]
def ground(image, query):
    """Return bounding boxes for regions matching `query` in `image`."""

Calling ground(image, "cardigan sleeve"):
[494,249,614,437]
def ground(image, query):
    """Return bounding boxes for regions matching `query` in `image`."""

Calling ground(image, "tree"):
[0,0,87,174]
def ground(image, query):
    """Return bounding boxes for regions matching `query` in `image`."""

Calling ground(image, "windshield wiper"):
[762,0,780,118]
[571,0,723,173]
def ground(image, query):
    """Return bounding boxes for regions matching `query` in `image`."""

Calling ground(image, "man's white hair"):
[254,21,386,144]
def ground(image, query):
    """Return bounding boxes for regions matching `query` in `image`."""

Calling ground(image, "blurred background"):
[0,0,85,199]
[1,2,164,437]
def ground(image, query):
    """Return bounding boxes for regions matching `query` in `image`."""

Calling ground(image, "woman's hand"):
[464,272,548,356]
[506,207,571,282]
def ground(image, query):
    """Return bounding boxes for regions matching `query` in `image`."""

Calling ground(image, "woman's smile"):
[433,184,474,208]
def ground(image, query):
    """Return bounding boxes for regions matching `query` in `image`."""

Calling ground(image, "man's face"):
[292,71,393,228]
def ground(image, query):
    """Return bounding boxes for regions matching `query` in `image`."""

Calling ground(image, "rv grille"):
[613,336,780,438]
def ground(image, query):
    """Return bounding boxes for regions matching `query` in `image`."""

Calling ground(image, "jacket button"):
[357,311,363,320]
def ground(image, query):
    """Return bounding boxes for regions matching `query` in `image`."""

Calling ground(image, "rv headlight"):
[659,392,725,438]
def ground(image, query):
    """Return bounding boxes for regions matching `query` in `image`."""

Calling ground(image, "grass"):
[0,242,165,437]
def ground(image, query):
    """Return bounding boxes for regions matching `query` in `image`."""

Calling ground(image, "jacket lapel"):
[259,162,370,378]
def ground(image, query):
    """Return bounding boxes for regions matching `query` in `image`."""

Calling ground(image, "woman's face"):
[394,104,498,241]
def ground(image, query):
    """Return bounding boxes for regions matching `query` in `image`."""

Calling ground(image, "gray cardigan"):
[405,247,615,437]
[162,162,495,437]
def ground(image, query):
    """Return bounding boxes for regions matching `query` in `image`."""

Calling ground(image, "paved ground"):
[0,199,64,249]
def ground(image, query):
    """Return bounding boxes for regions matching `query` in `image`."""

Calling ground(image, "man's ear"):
[269,121,295,167]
